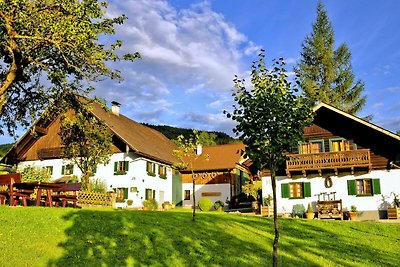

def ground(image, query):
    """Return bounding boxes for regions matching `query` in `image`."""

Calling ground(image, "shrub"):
[214,200,224,211]
[143,198,158,210]
[127,199,133,206]
[198,197,213,211]
[350,205,357,212]
[162,201,172,210]
[90,178,107,193]
[20,166,52,182]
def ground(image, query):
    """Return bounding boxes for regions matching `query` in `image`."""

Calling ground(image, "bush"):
[198,197,213,211]
[20,166,52,182]
[162,201,172,210]
[143,198,158,210]
[214,200,224,211]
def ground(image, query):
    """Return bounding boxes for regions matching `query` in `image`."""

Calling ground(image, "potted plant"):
[127,199,133,206]
[387,192,400,219]
[349,205,358,220]
[261,195,273,217]
[306,203,314,220]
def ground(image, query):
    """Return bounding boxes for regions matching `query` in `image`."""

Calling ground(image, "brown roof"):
[90,102,177,164]
[189,143,246,171]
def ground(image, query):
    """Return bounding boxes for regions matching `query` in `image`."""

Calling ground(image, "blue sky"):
[1,0,400,143]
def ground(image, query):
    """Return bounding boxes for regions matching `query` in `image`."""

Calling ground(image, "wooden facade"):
[285,105,400,177]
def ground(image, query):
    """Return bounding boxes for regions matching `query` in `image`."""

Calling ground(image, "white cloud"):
[108,0,256,91]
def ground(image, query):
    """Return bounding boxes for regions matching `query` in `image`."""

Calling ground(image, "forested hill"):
[141,124,238,145]
[0,143,13,159]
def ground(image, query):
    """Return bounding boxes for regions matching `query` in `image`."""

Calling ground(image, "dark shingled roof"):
[90,102,178,164]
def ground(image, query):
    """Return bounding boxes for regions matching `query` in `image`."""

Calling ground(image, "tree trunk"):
[84,171,91,192]
[192,170,196,222]
[270,164,279,267]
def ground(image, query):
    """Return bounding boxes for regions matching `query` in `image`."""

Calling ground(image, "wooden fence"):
[77,191,115,206]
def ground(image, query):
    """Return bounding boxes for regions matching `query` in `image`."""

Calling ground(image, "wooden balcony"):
[286,149,371,177]
[37,147,63,160]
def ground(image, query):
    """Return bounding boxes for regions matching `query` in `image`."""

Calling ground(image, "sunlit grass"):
[0,206,399,266]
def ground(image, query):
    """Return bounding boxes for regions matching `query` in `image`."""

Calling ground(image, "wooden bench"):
[0,173,33,206]
[51,183,81,208]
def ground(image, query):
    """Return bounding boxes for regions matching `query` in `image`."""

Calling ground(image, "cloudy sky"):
[2,0,400,143]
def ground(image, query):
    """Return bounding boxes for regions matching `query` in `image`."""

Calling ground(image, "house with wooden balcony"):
[262,102,400,220]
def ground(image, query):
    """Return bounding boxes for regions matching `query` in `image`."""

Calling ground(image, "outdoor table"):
[14,182,62,207]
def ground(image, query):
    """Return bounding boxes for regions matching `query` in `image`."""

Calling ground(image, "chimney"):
[111,101,121,116]
[196,144,202,156]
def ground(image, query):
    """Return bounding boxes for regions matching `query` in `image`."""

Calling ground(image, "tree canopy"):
[295,1,366,114]
[0,0,139,136]
[59,94,113,191]
[226,51,313,266]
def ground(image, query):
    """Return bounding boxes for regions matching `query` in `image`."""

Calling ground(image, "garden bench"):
[0,173,33,206]
[51,183,81,207]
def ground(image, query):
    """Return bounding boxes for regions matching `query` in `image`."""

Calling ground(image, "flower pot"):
[306,212,314,220]
[349,212,358,221]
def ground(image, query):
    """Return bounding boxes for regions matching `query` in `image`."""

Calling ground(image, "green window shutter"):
[114,162,118,172]
[124,161,129,171]
[303,182,311,197]
[153,163,156,173]
[146,161,150,172]
[61,165,65,175]
[281,183,289,198]
[347,180,356,195]
[372,179,381,194]
[69,165,74,174]
[152,189,156,199]
[48,166,53,175]
[93,166,97,174]
[123,188,129,199]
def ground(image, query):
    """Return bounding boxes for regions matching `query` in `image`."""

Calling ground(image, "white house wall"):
[262,169,400,217]
[182,183,230,208]
[17,152,173,208]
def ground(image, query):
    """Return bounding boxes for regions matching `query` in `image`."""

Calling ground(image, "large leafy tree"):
[60,94,113,192]
[0,0,139,136]
[295,1,365,114]
[226,51,313,266]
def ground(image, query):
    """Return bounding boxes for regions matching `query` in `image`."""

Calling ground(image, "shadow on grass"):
[47,210,273,266]
[47,209,400,267]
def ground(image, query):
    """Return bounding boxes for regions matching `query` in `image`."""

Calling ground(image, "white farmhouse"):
[262,103,400,220]
[1,99,181,208]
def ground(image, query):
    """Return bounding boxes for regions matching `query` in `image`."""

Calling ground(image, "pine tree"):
[295,1,366,114]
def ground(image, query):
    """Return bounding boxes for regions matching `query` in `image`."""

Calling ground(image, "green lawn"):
[0,206,399,267]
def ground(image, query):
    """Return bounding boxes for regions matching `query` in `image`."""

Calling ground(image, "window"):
[45,166,53,175]
[281,182,311,199]
[299,140,324,154]
[184,190,191,200]
[329,138,356,152]
[146,161,156,176]
[347,179,380,196]
[158,165,167,179]
[61,164,74,175]
[114,161,129,175]
[145,188,155,200]
[116,188,128,202]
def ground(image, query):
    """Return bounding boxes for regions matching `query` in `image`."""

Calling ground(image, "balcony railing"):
[286,149,371,177]
[37,147,63,159]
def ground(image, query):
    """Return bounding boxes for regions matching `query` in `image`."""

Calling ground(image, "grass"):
[0,206,399,267]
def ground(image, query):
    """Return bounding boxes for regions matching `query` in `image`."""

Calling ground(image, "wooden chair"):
[52,183,81,208]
